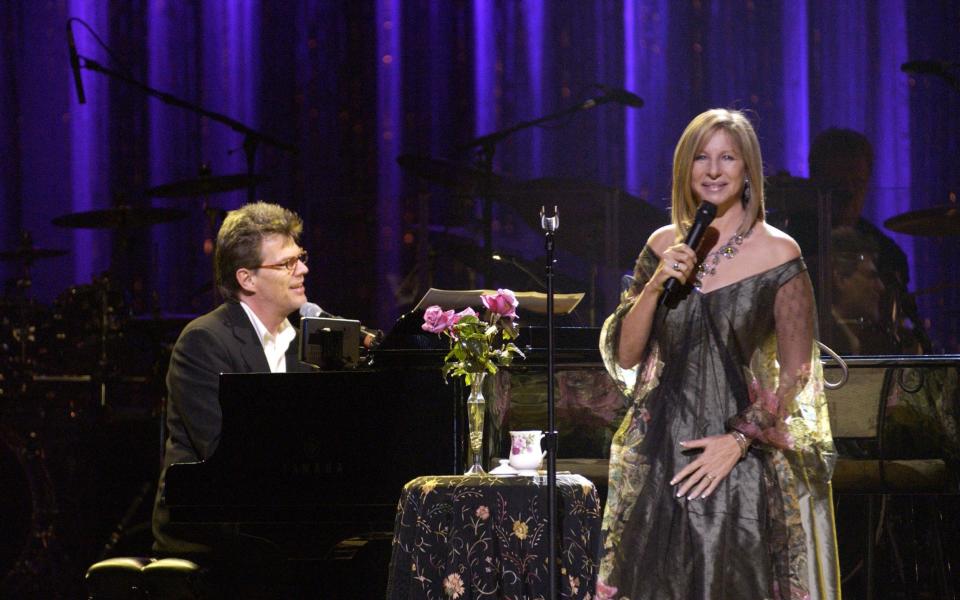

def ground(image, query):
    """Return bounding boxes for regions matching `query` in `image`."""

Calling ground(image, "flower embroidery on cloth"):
[419,478,439,496]
[512,519,529,540]
[442,572,465,598]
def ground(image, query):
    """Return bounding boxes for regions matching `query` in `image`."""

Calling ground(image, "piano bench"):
[85,556,205,599]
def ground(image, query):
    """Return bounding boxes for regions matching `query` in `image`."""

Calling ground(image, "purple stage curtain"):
[0,1,957,349]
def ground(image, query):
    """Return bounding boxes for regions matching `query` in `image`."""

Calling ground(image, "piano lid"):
[373,318,602,368]
[378,307,591,350]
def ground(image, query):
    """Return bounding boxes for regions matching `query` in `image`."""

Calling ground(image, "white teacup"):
[509,430,545,471]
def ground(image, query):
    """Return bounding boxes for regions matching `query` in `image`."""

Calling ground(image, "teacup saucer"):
[489,459,518,475]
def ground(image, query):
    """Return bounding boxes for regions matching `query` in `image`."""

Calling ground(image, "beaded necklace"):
[693,225,754,290]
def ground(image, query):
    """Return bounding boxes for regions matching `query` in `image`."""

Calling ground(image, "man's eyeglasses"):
[255,251,307,273]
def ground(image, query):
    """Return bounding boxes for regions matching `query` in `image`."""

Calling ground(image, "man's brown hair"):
[215,202,303,299]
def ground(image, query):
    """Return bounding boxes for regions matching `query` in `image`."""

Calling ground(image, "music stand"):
[299,317,361,370]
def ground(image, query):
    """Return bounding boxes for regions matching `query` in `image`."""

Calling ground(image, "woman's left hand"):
[670,434,742,500]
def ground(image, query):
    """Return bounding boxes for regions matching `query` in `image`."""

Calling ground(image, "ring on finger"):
[705,474,716,481]
[672,262,681,271]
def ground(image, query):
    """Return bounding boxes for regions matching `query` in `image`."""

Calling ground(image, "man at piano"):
[152,201,315,555]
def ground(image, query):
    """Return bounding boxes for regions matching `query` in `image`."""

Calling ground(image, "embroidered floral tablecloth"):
[387,473,601,599]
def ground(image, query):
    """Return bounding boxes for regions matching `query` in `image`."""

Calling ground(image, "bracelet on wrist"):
[729,430,750,459]
[644,280,664,295]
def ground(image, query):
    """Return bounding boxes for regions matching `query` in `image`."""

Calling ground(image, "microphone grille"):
[299,302,322,318]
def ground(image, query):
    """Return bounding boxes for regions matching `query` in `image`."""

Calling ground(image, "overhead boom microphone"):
[597,86,645,108]
[658,201,717,307]
[581,86,644,110]
[901,60,959,75]
[67,19,85,104]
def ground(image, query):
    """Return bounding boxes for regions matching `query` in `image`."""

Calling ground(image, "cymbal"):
[765,172,816,188]
[147,173,267,197]
[430,232,585,292]
[763,173,821,216]
[503,176,650,207]
[397,154,512,195]
[52,206,189,229]
[0,247,68,261]
[884,204,960,236]
[913,281,960,296]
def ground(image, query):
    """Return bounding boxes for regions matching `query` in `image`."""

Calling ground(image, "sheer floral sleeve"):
[728,268,817,449]
[600,246,660,399]
[626,245,659,298]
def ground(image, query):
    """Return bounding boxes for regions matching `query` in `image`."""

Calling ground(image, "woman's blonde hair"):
[670,108,765,238]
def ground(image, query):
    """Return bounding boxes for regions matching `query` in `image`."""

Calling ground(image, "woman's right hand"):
[646,242,698,293]
[618,241,698,368]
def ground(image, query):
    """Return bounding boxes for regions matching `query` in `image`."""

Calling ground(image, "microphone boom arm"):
[75,55,297,154]
[72,37,297,203]
[457,87,642,154]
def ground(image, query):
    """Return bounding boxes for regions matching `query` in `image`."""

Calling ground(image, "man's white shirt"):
[239,301,296,373]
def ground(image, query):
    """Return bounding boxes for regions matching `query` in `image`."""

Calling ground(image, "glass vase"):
[464,372,487,475]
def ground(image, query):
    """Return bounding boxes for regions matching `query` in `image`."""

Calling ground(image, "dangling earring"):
[743,177,752,203]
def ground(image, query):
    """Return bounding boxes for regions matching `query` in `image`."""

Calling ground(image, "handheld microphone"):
[67,20,85,104]
[658,202,718,307]
[299,302,382,348]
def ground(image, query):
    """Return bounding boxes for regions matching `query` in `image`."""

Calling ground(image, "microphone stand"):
[540,205,560,600]
[75,54,298,204]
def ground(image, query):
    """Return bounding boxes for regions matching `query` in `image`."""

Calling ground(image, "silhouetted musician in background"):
[809,128,910,290]
[825,227,895,354]
[152,202,314,556]
[809,128,924,353]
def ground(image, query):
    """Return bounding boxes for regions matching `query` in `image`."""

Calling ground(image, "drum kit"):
[397,153,668,264]
[765,174,960,355]
[0,171,260,596]
[396,154,960,333]
[0,172,259,388]
[394,153,674,325]
[764,174,960,239]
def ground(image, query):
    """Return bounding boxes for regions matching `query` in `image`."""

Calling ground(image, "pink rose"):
[596,580,619,600]
[481,288,518,319]
[452,307,478,324]
[421,305,456,334]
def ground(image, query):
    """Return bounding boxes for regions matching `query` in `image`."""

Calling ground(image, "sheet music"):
[412,288,584,315]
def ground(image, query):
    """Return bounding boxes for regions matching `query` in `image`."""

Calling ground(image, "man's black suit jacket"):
[152,300,312,554]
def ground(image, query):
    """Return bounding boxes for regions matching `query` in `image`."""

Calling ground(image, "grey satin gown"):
[605,245,815,600]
